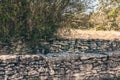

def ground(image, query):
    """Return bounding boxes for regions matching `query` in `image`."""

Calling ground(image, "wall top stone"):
[0,51,120,80]
[0,51,120,61]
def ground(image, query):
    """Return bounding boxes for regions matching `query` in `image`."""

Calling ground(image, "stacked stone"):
[0,55,49,80]
[49,39,120,54]
[0,53,120,80]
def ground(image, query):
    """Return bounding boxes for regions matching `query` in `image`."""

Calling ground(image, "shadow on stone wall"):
[0,38,120,55]
[40,38,120,54]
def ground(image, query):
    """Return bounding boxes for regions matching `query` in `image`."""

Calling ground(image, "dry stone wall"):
[48,39,120,53]
[0,52,120,80]
[0,39,120,80]
[1,39,120,55]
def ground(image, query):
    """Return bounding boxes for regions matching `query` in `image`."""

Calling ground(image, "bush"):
[89,7,120,31]
[92,25,107,31]
[0,0,70,54]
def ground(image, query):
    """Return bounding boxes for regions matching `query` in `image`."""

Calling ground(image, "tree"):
[0,0,85,54]
[88,0,120,30]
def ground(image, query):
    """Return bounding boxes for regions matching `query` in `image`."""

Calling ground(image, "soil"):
[57,29,120,40]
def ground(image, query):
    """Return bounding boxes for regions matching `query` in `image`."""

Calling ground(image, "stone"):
[0,67,4,71]
[0,71,5,75]
[79,64,93,71]
[28,70,39,76]
[81,56,90,60]
[91,70,97,73]
[73,73,85,80]
[0,64,6,67]
[50,69,55,75]
[5,70,15,75]
[0,40,120,80]
[38,67,46,73]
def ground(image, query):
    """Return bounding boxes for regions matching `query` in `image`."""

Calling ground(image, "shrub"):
[0,0,70,54]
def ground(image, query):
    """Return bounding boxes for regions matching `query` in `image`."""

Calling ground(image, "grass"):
[57,28,120,40]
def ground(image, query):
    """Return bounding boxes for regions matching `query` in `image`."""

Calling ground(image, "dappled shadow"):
[44,38,120,54]
[0,38,120,55]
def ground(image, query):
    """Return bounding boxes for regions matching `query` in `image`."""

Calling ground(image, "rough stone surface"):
[0,52,120,80]
[0,39,120,80]
[48,39,120,53]
[0,39,120,54]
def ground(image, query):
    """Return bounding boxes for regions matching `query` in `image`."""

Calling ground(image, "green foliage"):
[0,0,71,53]
[0,0,30,42]
[89,6,120,31]
[93,25,107,31]
[107,8,118,19]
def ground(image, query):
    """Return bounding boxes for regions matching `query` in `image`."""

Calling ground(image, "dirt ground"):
[57,29,120,40]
